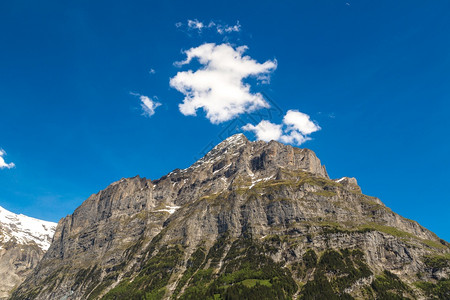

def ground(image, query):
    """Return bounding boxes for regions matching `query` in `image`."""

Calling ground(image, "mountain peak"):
[10,136,450,300]
[213,133,249,150]
[178,133,328,183]
[223,133,248,143]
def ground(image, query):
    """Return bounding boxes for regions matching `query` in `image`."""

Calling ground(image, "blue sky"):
[1,1,449,240]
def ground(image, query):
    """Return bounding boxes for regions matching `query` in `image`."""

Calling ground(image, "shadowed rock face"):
[0,243,44,299]
[11,134,450,300]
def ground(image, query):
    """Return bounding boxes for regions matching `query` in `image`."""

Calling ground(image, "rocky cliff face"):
[0,206,56,299]
[11,134,450,299]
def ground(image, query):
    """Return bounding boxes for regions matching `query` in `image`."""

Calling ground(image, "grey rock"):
[11,134,449,300]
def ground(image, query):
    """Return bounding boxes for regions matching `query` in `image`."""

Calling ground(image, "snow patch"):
[213,163,232,174]
[249,175,276,189]
[155,205,181,215]
[0,206,57,251]
[335,177,347,183]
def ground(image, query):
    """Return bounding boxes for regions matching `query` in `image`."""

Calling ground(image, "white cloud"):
[140,95,161,117]
[131,92,161,117]
[283,109,321,135]
[0,149,15,169]
[179,19,241,35]
[242,120,282,142]
[170,43,277,124]
[243,110,320,146]
[149,68,156,74]
[187,19,206,31]
[216,21,241,34]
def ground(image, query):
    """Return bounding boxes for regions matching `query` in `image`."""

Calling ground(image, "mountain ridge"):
[11,134,450,299]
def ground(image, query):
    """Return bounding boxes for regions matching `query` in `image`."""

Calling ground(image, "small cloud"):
[130,92,161,117]
[170,43,277,124]
[243,109,321,146]
[140,96,161,117]
[177,19,242,35]
[346,2,350,6]
[283,110,321,135]
[0,149,15,169]
[216,21,241,35]
[149,68,156,74]
[187,19,205,31]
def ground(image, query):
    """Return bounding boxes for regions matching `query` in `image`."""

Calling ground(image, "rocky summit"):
[11,134,450,299]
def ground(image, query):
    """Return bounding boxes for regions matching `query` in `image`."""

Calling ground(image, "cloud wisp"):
[178,19,242,35]
[170,43,277,124]
[0,149,15,169]
[243,110,321,146]
[131,93,161,117]
[215,21,241,34]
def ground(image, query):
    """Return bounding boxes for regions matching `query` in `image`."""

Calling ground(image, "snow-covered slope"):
[0,205,57,299]
[0,206,56,251]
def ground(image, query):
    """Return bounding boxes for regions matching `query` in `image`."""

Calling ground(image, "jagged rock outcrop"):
[11,134,450,299]
[0,206,56,299]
